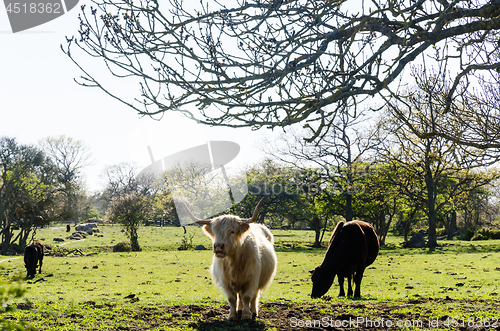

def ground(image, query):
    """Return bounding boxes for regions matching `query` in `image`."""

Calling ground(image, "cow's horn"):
[242,197,264,224]
[182,202,211,225]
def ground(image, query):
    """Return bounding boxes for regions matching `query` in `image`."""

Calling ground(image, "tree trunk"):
[378,213,387,246]
[463,209,470,230]
[1,213,11,253]
[313,228,321,248]
[312,215,322,248]
[403,220,410,243]
[426,190,438,247]
[130,227,141,251]
[427,213,438,248]
[319,217,329,245]
[345,192,353,222]
[19,219,35,252]
[425,157,438,248]
[404,208,418,243]
[446,210,456,240]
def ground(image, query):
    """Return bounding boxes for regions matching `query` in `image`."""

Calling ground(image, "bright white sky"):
[0,3,275,193]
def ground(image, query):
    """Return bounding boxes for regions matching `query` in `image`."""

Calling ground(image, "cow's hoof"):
[241,311,253,320]
[237,310,242,319]
[227,312,238,321]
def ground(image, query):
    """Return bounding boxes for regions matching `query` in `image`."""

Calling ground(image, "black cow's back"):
[350,220,379,268]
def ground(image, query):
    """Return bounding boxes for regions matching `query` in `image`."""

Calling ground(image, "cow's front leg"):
[237,294,244,319]
[338,275,345,297]
[240,292,253,320]
[227,292,238,320]
[221,284,239,320]
[250,290,260,318]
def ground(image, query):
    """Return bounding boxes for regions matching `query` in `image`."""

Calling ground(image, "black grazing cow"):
[310,220,379,298]
[24,240,45,279]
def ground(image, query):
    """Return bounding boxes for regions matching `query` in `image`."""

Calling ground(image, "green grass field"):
[1,225,500,330]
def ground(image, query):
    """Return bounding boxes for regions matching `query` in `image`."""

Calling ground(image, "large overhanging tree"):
[63,0,500,143]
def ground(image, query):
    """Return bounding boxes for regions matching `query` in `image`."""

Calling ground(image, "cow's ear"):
[202,224,215,239]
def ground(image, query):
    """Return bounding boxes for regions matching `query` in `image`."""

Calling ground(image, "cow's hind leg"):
[38,257,43,274]
[353,268,365,298]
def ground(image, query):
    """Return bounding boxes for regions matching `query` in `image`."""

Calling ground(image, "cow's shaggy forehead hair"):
[203,215,249,238]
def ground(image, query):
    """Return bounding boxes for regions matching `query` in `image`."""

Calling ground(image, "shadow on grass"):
[273,234,296,238]
[273,242,325,253]
[380,239,500,255]
[318,295,376,303]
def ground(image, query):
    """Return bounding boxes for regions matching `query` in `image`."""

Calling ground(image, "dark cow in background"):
[24,240,45,279]
[311,220,379,298]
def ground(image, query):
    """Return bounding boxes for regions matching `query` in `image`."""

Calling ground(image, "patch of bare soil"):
[124,298,500,330]
[21,298,500,330]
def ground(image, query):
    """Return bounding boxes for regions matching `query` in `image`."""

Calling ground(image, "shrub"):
[436,228,447,237]
[490,230,500,239]
[107,192,151,252]
[177,234,194,251]
[466,227,500,241]
[0,276,35,330]
[113,242,131,252]
[464,227,478,241]
[471,233,488,241]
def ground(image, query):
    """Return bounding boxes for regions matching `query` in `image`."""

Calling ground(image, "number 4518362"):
[6,2,62,14]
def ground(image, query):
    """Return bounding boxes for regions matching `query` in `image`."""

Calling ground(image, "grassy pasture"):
[1,225,500,330]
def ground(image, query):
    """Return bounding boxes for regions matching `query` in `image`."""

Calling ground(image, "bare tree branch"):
[63,0,500,143]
